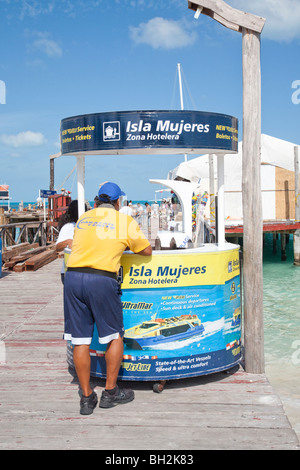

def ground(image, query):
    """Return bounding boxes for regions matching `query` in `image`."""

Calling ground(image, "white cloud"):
[33,38,62,57]
[19,0,55,20]
[25,30,63,58]
[227,0,300,41]
[129,17,197,49]
[0,131,47,148]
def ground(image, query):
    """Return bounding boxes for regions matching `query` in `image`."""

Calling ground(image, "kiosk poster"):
[88,249,241,381]
[61,110,238,155]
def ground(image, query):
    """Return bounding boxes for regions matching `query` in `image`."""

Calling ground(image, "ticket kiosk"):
[61,110,241,382]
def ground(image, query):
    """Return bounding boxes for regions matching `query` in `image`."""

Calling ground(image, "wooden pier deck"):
[0,259,299,450]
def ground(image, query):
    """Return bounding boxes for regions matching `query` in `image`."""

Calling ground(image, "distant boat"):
[123,314,205,350]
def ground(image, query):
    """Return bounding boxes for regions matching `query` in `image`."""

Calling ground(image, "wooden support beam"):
[281,232,287,261]
[188,0,265,33]
[242,28,264,374]
[188,0,265,374]
[50,159,54,191]
[49,152,61,192]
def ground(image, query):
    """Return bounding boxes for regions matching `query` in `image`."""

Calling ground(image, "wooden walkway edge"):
[0,259,299,450]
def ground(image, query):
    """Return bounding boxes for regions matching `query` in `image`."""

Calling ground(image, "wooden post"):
[242,29,264,374]
[0,208,4,226]
[49,152,61,192]
[50,159,54,191]
[294,146,300,266]
[281,232,287,261]
[188,0,265,374]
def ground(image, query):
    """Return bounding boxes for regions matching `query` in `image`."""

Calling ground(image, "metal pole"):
[177,63,184,111]
[76,155,86,217]
[177,63,188,162]
[217,154,225,247]
[209,154,215,228]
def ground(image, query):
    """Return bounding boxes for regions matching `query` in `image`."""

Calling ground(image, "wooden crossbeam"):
[188,0,265,33]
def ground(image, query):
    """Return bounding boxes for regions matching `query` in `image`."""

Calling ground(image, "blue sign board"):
[61,110,238,156]
[40,189,56,198]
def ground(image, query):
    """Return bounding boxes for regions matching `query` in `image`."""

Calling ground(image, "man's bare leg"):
[105,335,124,390]
[73,344,93,397]
[99,335,134,408]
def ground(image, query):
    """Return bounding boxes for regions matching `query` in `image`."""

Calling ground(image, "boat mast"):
[178,63,184,111]
[177,63,187,162]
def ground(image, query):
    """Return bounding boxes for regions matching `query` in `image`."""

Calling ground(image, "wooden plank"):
[225,220,300,234]
[4,246,50,269]
[11,245,49,261]
[0,259,298,450]
[13,262,26,272]
[24,249,57,271]
[2,242,31,258]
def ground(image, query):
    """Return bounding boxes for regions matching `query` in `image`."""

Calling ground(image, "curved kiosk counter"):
[60,110,241,382]
[87,245,241,381]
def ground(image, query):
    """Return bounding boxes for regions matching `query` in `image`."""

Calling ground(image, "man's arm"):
[136,244,152,256]
[56,239,73,252]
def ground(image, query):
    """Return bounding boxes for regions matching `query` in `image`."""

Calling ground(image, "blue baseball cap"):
[98,182,125,201]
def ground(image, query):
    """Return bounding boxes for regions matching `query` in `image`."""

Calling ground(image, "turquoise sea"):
[7,200,154,211]
[262,234,300,440]
[4,202,300,439]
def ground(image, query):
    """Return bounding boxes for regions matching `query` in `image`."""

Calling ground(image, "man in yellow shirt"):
[64,182,152,414]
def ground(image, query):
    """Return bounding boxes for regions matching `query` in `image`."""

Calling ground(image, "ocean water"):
[7,200,155,211]
[5,201,36,210]
[262,234,300,440]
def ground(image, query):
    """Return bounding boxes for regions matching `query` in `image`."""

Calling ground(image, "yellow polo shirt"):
[67,206,150,274]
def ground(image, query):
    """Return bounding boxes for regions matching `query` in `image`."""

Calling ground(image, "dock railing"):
[0,220,49,249]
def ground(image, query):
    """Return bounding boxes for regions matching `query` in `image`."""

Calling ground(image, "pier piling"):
[294,146,300,266]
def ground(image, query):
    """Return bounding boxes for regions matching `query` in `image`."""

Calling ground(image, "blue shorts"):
[63,270,124,345]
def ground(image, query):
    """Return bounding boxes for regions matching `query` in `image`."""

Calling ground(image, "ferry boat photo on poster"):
[123,314,205,350]
[231,307,241,327]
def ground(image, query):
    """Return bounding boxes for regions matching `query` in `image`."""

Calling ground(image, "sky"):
[0,0,300,203]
